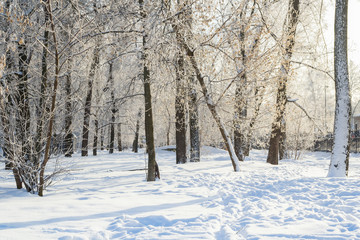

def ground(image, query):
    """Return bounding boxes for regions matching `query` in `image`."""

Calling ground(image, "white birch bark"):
[328,0,350,177]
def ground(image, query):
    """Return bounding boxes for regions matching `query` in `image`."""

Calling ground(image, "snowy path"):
[1,147,360,239]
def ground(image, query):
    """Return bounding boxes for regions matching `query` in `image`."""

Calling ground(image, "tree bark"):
[64,55,73,157]
[132,110,141,153]
[175,54,187,164]
[81,43,100,156]
[35,2,50,163]
[139,0,159,181]
[328,0,350,177]
[267,0,300,165]
[17,42,31,163]
[39,0,60,196]
[93,119,99,156]
[173,23,240,171]
[109,62,115,154]
[2,4,14,171]
[244,86,264,156]
[188,77,200,162]
[279,115,287,160]
[233,22,247,162]
[100,128,105,150]
[117,123,122,151]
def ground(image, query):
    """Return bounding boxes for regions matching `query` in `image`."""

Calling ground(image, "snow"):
[1,147,360,239]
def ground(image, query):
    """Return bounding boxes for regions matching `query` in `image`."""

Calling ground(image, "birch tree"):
[327,0,350,177]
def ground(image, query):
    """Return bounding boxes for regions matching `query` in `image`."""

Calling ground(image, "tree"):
[139,0,160,181]
[267,0,300,165]
[108,61,116,154]
[327,0,350,177]
[172,22,241,172]
[175,53,187,164]
[81,41,100,157]
[39,0,62,196]
[188,76,200,162]
[132,109,141,153]
[174,0,189,165]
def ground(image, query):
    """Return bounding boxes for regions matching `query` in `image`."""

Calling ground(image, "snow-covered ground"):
[1,147,360,239]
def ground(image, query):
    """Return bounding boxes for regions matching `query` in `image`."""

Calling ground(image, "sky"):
[348,1,360,66]
[323,1,360,65]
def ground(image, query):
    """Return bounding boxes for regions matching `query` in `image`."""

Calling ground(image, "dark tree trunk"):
[132,110,141,153]
[109,119,115,154]
[173,22,240,171]
[109,62,115,154]
[139,0,159,181]
[16,40,33,192]
[117,123,122,151]
[3,26,14,171]
[279,116,287,160]
[267,0,300,165]
[81,44,100,156]
[188,77,200,162]
[35,3,50,163]
[39,0,60,196]
[64,56,73,157]
[13,168,22,189]
[17,42,31,162]
[166,109,171,146]
[100,128,104,150]
[175,54,187,164]
[93,119,98,156]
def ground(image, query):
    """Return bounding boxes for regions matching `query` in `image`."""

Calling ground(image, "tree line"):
[0,0,351,196]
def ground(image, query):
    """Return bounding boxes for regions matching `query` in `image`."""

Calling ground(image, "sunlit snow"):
[1,147,360,239]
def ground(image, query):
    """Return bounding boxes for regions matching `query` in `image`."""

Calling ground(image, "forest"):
[2,0,360,239]
[0,0,355,195]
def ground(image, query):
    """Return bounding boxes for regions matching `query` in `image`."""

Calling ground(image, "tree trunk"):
[100,128,104,150]
[279,115,287,160]
[117,123,122,151]
[188,77,200,162]
[233,82,247,162]
[166,108,171,146]
[175,54,187,164]
[16,39,33,192]
[244,86,264,156]
[64,55,73,157]
[173,23,240,171]
[93,119,98,156]
[132,109,141,153]
[39,0,60,196]
[81,43,100,156]
[139,0,159,181]
[3,18,14,171]
[233,24,247,162]
[35,2,50,163]
[267,0,300,165]
[328,0,350,177]
[17,42,31,163]
[109,62,115,154]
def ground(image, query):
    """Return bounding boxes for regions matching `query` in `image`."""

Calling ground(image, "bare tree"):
[267,0,300,165]
[81,41,100,157]
[328,0,350,177]
[139,0,160,181]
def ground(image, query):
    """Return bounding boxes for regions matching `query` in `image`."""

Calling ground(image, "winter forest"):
[1,0,360,239]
